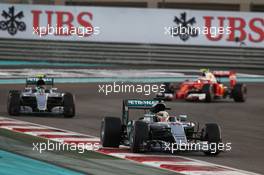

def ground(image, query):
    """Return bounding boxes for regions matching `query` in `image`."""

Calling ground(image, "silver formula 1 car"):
[7,75,75,118]
[101,99,223,155]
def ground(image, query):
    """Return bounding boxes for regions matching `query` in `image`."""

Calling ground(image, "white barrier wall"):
[0,3,263,48]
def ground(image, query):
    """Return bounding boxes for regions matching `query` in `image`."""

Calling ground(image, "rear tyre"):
[202,123,221,156]
[63,92,75,118]
[202,84,214,102]
[100,117,121,147]
[7,90,21,116]
[232,83,247,102]
[131,121,149,153]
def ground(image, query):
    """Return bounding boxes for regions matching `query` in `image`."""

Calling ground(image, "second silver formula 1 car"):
[7,75,75,118]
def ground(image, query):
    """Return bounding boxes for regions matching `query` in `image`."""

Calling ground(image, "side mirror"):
[179,114,187,122]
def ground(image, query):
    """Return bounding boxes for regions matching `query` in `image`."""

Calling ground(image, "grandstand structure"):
[0,0,263,69]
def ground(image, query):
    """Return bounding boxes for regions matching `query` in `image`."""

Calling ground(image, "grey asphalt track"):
[0,83,263,174]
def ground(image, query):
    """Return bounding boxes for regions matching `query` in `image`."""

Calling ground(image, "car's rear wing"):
[213,71,235,77]
[212,71,237,87]
[125,99,159,109]
[26,77,54,86]
[122,99,159,125]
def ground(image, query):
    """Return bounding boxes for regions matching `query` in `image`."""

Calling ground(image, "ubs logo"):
[171,12,199,41]
[0,6,26,35]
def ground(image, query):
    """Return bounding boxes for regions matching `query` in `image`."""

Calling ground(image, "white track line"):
[24,132,77,136]
[0,116,97,138]
[1,126,47,129]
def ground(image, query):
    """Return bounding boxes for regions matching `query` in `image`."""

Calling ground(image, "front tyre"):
[7,90,21,116]
[100,117,121,147]
[202,123,221,156]
[63,92,75,118]
[202,84,214,102]
[131,121,149,153]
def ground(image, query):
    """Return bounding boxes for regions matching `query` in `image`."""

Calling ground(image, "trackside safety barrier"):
[0,38,263,69]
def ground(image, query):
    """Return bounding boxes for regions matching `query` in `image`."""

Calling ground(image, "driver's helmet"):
[156,111,170,122]
[200,68,217,83]
[200,68,210,76]
[36,79,46,89]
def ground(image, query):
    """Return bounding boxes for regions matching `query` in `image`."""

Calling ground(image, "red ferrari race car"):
[156,70,247,102]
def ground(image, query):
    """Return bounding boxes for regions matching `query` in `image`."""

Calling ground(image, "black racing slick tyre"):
[131,121,149,153]
[232,83,247,102]
[7,90,21,116]
[63,92,75,118]
[202,123,221,156]
[100,117,121,147]
[202,84,214,102]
